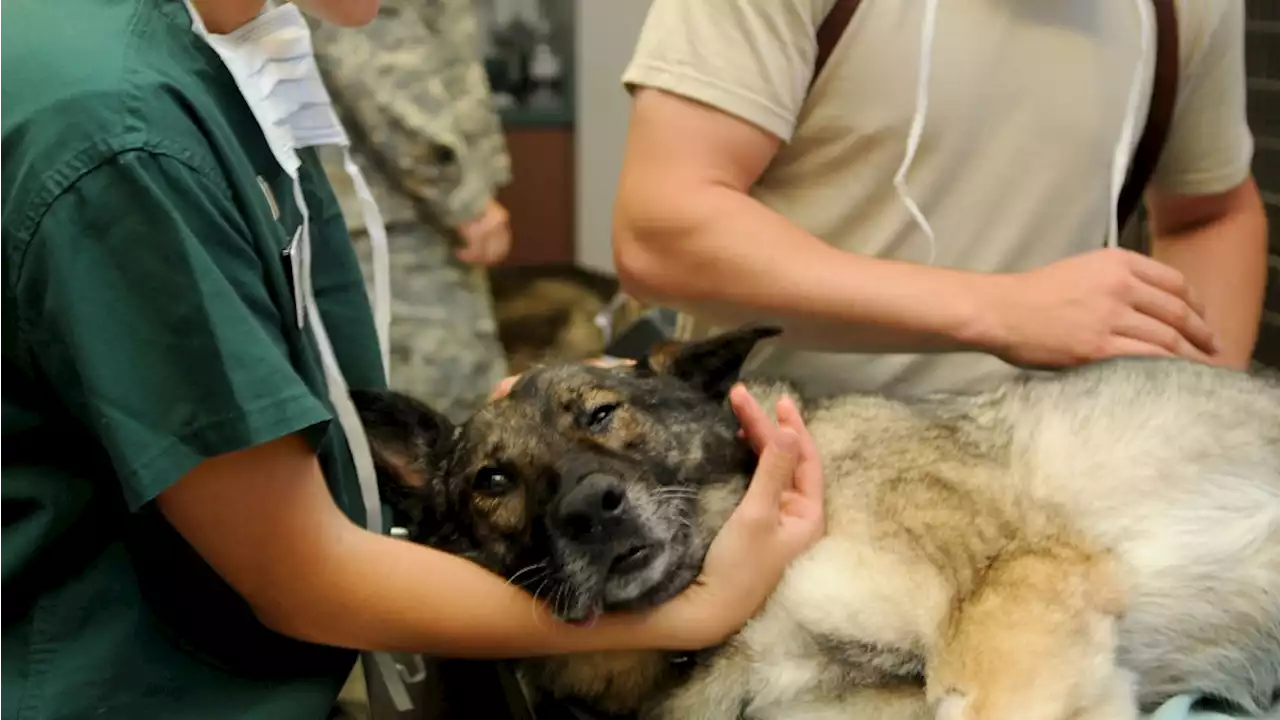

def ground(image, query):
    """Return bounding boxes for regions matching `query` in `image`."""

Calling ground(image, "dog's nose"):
[556,473,628,542]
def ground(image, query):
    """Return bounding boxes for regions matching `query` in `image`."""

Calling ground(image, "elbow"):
[612,191,706,306]
[613,221,667,304]
[246,590,332,646]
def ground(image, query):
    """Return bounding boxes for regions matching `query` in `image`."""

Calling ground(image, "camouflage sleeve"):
[468,59,513,192]
[311,2,494,227]
[444,1,513,192]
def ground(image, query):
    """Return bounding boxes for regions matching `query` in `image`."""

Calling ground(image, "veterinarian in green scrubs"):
[0,1,825,719]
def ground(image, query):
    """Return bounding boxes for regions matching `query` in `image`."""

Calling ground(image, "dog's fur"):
[353,327,1280,720]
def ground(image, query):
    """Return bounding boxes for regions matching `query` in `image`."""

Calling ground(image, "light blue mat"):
[1148,695,1226,719]
[1148,693,1272,720]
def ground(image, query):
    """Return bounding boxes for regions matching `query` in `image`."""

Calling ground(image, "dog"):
[352,326,1280,720]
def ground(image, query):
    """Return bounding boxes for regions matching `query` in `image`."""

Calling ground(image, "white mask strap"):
[1108,0,1155,249]
[342,154,392,376]
[894,0,939,265]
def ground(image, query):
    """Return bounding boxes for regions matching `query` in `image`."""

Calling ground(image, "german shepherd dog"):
[352,327,1280,720]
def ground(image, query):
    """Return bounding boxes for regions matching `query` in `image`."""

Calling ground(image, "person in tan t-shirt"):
[614,0,1268,398]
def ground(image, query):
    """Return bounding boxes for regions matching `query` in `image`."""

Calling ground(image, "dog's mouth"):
[609,541,658,576]
[548,523,697,624]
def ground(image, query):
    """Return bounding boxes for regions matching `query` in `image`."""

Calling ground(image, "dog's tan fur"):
[358,328,1280,720]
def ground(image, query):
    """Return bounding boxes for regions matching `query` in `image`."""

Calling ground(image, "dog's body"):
[355,328,1280,720]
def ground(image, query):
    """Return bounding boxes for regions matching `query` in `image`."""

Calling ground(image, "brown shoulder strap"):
[811,0,862,90]
[1117,0,1179,233]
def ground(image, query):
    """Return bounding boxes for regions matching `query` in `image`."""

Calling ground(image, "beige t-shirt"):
[621,0,1253,397]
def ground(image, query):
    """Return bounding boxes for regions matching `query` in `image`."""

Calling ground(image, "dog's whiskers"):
[552,584,568,620]
[529,575,554,630]
[672,504,697,534]
[506,560,549,587]
[653,487,699,499]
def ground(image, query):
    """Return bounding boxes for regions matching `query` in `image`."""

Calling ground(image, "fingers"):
[1127,282,1219,357]
[1126,253,1206,318]
[774,397,823,506]
[1113,310,1214,363]
[454,211,510,266]
[485,226,512,266]
[456,228,498,265]
[585,357,636,369]
[740,428,799,519]
[489,374,520,400]
[1104,336,1177,361]
[455,231,485,265]
[729,384,776,456]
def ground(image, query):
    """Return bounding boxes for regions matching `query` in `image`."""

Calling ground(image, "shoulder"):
[3,0,232,257]
[624,0,841,142]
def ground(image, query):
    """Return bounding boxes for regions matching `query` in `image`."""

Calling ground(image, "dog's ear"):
[638,324,782,399]
[349,387,456,499]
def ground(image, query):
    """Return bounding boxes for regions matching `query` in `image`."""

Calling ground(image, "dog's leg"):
[642,647,752,720]
[758,685,933,720]
[924,545,1138,720]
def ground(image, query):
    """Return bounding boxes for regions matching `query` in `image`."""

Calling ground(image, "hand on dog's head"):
[351,324,781,621]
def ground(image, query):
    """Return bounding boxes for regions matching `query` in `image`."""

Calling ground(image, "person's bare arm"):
[155,391,822,658]
[157,433,641,657]
[1147,177,1268,370]
[611,88,1217,367]
[612,88,995,354]
[1141,3,1263,371]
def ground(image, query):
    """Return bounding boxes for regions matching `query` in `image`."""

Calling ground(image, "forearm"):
[162,434,662,660]
[613,182,994,354]
[1150,195,1268,370]
[263,527,656,658]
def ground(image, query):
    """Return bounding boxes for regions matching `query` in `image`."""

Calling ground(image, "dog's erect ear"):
[349,388,456,494]
[638,324,782,399]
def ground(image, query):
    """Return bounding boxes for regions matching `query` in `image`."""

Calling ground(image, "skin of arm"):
[157,433,673,658]
[612,88,1001,355]
[155,391,821,659]
[1146,179,1267,371]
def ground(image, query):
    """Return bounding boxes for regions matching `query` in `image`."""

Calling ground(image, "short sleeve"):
[621,0,837,143]
[1149,1,1254,197]
[11,149,332,510]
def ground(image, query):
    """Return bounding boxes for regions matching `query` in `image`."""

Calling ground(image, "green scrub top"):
[2,1,389,718]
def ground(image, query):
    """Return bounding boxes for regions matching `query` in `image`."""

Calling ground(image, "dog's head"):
[353,325,781,623]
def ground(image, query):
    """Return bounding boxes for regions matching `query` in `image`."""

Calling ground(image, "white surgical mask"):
[182,0,412,710]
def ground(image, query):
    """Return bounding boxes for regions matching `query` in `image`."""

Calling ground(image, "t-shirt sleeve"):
[621,0,838,143]
[11,149,332,511]
[1149,0,1254,197]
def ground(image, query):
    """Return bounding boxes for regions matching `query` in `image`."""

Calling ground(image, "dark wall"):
[1246,0,1280,369]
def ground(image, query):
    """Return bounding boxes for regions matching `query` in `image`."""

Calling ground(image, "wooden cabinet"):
[496,125,577,267]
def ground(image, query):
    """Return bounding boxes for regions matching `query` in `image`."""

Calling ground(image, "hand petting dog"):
[654,386,826,650]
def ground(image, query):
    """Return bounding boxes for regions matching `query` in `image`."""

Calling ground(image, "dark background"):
[1245,0,1279,369]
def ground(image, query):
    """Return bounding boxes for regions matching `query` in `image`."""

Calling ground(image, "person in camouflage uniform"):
[311,0,512,424]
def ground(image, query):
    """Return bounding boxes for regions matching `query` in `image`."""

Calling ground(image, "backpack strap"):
[812,0,863,90]
[1117,0,1179,234]
[809,0,1179,235]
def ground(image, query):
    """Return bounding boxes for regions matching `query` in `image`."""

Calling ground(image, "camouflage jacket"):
[312,0,513,234]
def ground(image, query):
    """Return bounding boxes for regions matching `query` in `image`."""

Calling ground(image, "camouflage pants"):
[351,223,509,423]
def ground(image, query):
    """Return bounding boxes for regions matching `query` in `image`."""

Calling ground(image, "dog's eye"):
[474,467,515,496]
[585,403,617,432]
